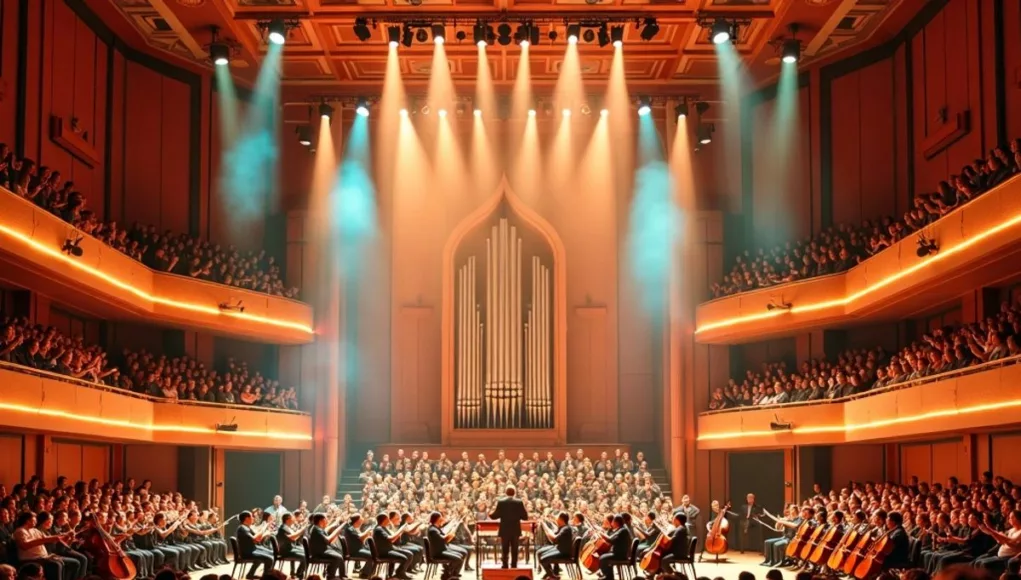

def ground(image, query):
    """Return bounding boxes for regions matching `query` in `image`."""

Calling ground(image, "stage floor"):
[202,552,793,580]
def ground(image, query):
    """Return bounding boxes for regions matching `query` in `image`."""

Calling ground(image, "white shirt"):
[14,527,51,560]
[998,527,1021,557]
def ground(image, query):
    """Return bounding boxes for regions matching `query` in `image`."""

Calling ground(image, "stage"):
[203,552,795,580]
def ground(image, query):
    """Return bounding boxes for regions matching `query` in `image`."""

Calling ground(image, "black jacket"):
[309,525,334,557]
[489,497,528,540]
[552,525,574,555]
[608,527,633,559]
[236,525,259,556]
[427,525,449,558]
[373,525,397,554]
[670,528,689,558]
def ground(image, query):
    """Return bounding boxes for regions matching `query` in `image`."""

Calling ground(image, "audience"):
[711,140,1021,298]
[0,316,299,411]
[708,296,1021,411]
[0,144,298,299]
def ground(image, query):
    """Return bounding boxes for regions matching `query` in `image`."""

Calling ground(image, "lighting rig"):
[205,25,240,67]
[769,23,802,64]
[694,14,748,45]
[257,18,300,45]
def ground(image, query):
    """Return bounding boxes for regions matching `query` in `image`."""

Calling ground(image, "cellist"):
[657,514,690,574]
[634,512,661,561]
[761,505,806,567]
[537,512,574,580]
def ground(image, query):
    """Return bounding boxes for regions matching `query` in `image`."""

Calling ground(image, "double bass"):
[638,520,672,573]
[704,502,732,555]
[579,520,612,572]
[83,513,137,580]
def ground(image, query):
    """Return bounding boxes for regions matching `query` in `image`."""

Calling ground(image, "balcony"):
[696,355,1021,450]
[0,363,312,450]
[0,188,314,344]
[694,175,1021,344]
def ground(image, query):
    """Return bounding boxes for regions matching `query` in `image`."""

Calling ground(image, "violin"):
[704,502,731,556]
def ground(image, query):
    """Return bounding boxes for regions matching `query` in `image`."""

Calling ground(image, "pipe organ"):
[455,218,552,429]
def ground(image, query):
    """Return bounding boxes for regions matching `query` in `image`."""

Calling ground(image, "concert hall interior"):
[2,1,1021,580]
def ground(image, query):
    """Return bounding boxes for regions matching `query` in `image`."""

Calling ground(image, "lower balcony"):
[0,362,312,450]
[697,354,1021,449]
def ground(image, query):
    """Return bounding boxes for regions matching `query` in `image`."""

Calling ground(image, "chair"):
[544,537,584,580]
[609,539,640,580]
[366,537,406,578]
[230,536,262,580]
[271,536,307,578]
[340,536,372,577]
[421,538,440,580]
[665,536,699,580]
[303,537,339,579]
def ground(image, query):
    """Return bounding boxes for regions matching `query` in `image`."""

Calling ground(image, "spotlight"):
[319,102,334,120]
[711,18,732,44]
[610,25,624,48]
[580,103,591,115]
[637,96,652,117]
[528,108,536,117]
[356,98,370,117]
[267,19,287,45]
[456,30,467,42]
[399,108,408,117]
[639,18,660,41]
[209,42,230,66]
[562,108,571,118]
[402,25,414,47]
[438,109,448,118]
[766,300,792,312]
[218,300,245,313]
[516,23,536,47]
[600,108,609,117]
[582,29,595,43]
[530,24,540,46]
[295,124,313,147]
[473,108,482,117]
[675,101,688,119]
[697,123,713,145]
[916,235,939,257]
[61,234,84,258]
[432,24,446,44]
[497,23,512,46]
[387,25,401,48]
[597,24,610,47]
[474,21,489,47]
[353,18,372,42]
[782,38,801,64]
[416,28,429,43]
[548,30,558,42]
[566,24,580,44]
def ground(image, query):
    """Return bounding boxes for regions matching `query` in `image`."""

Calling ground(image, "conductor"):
[489,485,529,568]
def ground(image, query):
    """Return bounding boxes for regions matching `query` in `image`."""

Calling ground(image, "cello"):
[842,526,879,575]
[579,518,612,572]
[785,520,813,559]
[638,519,673,573]
[827,523,864,570]
[808,519,845,565]
[853,529,894,580]
[704,502,732,556]
[799,521,828,560]
[83,513,137,580]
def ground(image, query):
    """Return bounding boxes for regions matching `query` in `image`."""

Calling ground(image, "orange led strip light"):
[0,401,313,441]
[0,224,314,335]
[696,398,1021,442]
[694,210,1021,335]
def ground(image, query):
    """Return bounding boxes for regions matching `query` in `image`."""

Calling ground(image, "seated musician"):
[538,512,574,579]
[635,513,661,559]
[658,514,690,574]
[427,511,465,579]
[392,512,424,574]
[975,509,1021,575]
[342,515,374,579]
[236,511,274,580]
[38,511,86,580]
[309,513,347,580]
[372,513,411,580]
[12,512,76,580]
[926,513,995,573]
[882,512,912,572]
[762,505,806,567]
[276,513,308,578]
[598,515,633,580]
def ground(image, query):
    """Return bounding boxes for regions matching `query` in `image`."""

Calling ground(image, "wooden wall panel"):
[0,434,24,486]
[1005,1,1021,142]
[899,439,968,485]
[831,444,885,486]
[900,443,932,484]
[0,1,17,147]
[991,434,1021,482]
[124,444,179,492]
[735,337,797,373]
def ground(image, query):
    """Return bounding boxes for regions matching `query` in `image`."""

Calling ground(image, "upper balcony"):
[694,175,1021,344]
[696,354,1021,450]
[0,188,315,344]
[0,362,312,450]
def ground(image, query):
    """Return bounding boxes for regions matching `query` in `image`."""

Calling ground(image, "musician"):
[309,513,347,580]
[761,505,806,567]
[881,512,912,572]
[391,512,423,574]
[738,493,763,554]
[342,515,374,579]
[181,511,221,569]
[538,512,574,579]
[635,512,661,558]
[12,512,77,580]
[109,512,151,578]
[372,512,411,580]
[35,512,84,580]
[925,513,995,573]
[598,514,633,580]
[134,513,184,572]
[265,495,289,518]
[672,496,700,537]
[276,512,308,578]
[658,514,690,574]
[427,511,465,579]
[488,485,529,568]
[197,511,229,565]
[235,511,274,580]
[44,511,88,580]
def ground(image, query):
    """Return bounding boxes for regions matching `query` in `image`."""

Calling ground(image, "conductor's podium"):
[481,565,534,580]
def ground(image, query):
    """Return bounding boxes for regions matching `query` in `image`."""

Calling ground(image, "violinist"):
[761,505,806,567]
[134,513,184,571]
[36,512,83,580]
[538,512,574,579]
[276,512,308,578]
[46,511,88,580]
[392,512,424,574]
[236,510,274,579]
[372,512,411,580]
[13,512,77,580]
[109,512,151,578]
[926,513,995,573]
[310,513,348,580]
[196,511,229,565]
[341,515,374,579]
[181,510,221,569]
[658,514,690,574]
[427,511,465,579]
[598,515,633,580]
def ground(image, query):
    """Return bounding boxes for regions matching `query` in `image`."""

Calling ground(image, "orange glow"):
[0,401,313,441]
[694,210,1021,335]
[696,398,1021,442]
[0,223,315,335]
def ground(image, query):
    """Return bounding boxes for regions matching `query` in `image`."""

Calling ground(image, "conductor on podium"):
[489,485,529,568]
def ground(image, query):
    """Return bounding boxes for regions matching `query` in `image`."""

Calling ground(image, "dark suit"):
[309,525,346,579]
[883,526,912,571]
[489,497,528,567]
[342,524,373,579]
[276,525,307,577]
[673,505,701,537]
[738,503,763,553]
[236,524,274,579]
[428,525,464,577]
[538,525,574,577]
[373,525,410,578]
[660,528,690,573]
[598,527,633,580]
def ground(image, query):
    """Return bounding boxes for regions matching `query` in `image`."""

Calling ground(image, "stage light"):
[580,103,591,115]
[637,96,652,117]
[432,24,446,44]
[353,18,372,42]
[209,42,230,66]
[675,101,688,119]
[562,108,571,118]
[438,108,448,118]
[62,235,84,257]
[497,23,512,46]
[319,102,334,120]
[456,30,467,42]
[528,109,536,117]
[416,28,429,43]
[600,108,609,117]
[639,18,660,41]
[531,24,540,46]
[295,124,313,147]
[399,108,408,117]
[782,38,801,64]
[697,123,713,144]
[267,19,287,45]
[387,25,401,48]
[355,98,370,117]
[567,24,580,44]
[582,29,596,43]
[597,24,610,47]
[421,103,431,115]
[474,108,482,117]
[474,21,489,47]
[610,25,624,48]
[711,19,732,44]
[402,25,414,47]
[548,30,558,42]
[516,23,536,47]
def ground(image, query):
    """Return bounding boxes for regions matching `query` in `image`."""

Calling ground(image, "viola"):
[704,502,732,556]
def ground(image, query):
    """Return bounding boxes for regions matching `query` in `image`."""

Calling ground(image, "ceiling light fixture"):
[402,24,414,47]
[639,18,660,41]
[295,125,313,147]
[355,98,370,117]
[353,18,372,42]
[711,18,732,45]
[675,100,688,119]
[610,25,624,48]
[474,20,489,47]
[497,23,512,46]
[597,23,610,47]
[566,24,580,44]
[387,25,402,48]
[267,19,287,45]
[319,102,334,121]
[431,24,446,44]
[209,42,230,66]
[637,96,652,117]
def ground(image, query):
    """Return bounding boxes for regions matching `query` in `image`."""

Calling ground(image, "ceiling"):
[92,0,924,102]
